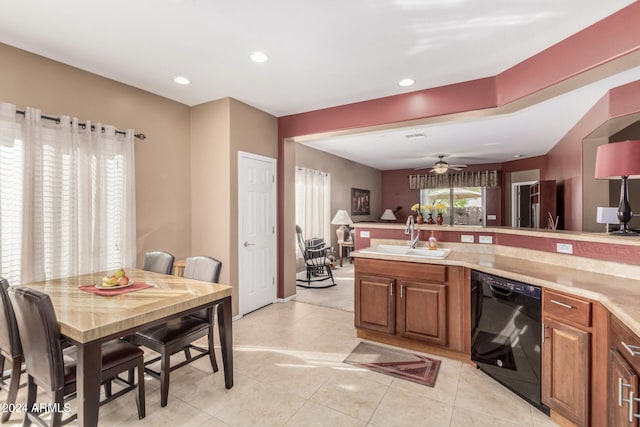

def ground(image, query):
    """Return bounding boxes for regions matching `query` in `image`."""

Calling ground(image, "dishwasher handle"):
[489,284,513,297]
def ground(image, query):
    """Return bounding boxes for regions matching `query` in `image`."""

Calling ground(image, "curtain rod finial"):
[136,133,146,140]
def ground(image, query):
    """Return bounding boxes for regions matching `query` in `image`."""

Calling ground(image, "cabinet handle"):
[390,282,393,297]
[630,391,638,422]
[550,299,574,309]
[622,341,640,357]
[619,379,640,422]
[400,284,404,299]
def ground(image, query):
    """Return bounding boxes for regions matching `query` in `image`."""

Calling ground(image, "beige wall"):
[295,143,382,250]
[191,98,277,314]
[229,99,278,310]
[0,42,193,266]
[190,98,232,290]
[582,137,611,232]
[2,43,280,315]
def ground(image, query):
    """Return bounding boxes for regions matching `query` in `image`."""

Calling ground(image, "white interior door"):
[238,151,277,315]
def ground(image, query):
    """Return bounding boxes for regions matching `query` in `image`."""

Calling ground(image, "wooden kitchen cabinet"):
[610,348,639,426]
[542,289,592,426]
[355,274,395,334]
[397,279,447,345]
[354,258,464,353]
[609,313,640,426]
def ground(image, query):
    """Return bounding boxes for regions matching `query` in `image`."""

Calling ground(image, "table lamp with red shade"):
[595,140,640,235]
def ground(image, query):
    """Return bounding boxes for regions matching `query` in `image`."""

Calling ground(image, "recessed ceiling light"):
[172,76,191,85]
[399,78,415,87]
[250,51,269,63]
[513,154,522,158]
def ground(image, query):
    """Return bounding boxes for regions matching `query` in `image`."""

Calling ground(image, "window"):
[295,167,331,249]
[420,187,484,225]
[0,103,136,285]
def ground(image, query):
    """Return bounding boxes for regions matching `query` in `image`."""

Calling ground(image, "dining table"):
[20,268,233,427]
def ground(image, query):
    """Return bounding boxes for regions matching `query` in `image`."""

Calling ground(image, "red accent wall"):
[278,78,498,139]
[546,80,640,231]
[496,2,640,105]
[276,3,640,297]
[381,170,420,222]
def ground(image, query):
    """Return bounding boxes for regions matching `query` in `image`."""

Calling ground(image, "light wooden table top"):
[21,268,232,343]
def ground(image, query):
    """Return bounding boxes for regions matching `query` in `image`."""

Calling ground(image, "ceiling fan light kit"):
[428,155,467,174]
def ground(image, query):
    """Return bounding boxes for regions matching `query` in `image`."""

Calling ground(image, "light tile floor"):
[1,301,560,426]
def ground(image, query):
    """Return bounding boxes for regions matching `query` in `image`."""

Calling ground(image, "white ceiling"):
[1,0,638,170]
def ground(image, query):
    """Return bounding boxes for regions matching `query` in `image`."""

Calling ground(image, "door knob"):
[243,241,255,247]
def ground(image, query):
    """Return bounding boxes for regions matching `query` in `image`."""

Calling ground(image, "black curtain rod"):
[15,109,146,140]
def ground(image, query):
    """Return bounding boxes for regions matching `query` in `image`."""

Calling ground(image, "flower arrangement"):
[411,203,433,217]
[434,201,447,214]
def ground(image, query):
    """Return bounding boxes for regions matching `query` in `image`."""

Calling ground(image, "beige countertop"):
[352,240,640,337]
[351,222,640,247]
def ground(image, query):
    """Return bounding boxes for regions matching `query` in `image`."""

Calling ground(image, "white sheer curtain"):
[0,102,136,285]
[295,167,331,247]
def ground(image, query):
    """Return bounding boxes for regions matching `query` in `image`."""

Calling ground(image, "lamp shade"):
[331,209,353,225]
[380,209,397,220]
[595,140,640,179]
[596,207,618,224]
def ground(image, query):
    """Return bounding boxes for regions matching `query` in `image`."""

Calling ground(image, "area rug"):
[344,342,441,387]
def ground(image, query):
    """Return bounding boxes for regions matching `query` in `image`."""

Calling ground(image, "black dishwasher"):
[471,270,549,414]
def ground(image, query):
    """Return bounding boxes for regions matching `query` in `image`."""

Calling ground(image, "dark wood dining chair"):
[8,286,146,426]
[0,278,23,423]
[143,251,175,275]
[134,255,222,407]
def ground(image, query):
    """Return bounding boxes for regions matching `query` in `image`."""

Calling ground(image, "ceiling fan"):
[417,155,468,174]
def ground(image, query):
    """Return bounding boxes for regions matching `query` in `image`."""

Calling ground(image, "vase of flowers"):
[411,203,427,223]
[434,201,447,225]
[427,213,434,224]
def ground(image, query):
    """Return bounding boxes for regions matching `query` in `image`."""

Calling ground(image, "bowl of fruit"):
[96,268,132,289]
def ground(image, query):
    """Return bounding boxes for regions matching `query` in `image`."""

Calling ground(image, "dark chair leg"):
[51,389,64,427]
[136,359,145,419]
[160,348,170,407]
[1,356,22,422]
[24,376,37,427]
[104,379,112,397]
[208,326,218,373]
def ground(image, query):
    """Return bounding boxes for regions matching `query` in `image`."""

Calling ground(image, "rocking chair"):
[296,225,336,288]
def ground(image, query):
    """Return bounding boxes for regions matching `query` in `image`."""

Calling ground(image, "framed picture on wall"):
[351,188,370,216]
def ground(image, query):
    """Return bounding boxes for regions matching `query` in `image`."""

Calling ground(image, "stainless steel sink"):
[359,245,450,259]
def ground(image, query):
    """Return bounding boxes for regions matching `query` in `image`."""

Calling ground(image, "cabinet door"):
[397,280,447,346]
[542,317,590,426]
[355,274,395,334]
[610,348,639,427]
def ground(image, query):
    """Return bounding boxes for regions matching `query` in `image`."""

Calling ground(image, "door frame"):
[237,151,277,315]
[512,180,537,228]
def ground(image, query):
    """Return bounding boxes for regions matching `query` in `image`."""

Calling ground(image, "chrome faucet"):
[405,216,420,248]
